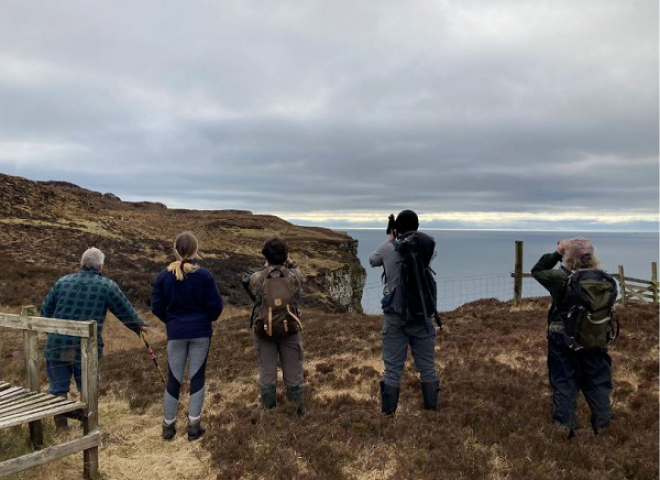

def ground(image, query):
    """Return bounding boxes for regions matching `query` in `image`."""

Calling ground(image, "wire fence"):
[0,273,552,389]
[361,272,549,314]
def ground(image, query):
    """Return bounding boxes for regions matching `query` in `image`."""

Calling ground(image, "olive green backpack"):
[563,269,618,350]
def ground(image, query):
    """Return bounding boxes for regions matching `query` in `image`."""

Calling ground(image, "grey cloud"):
[0,0,657,229]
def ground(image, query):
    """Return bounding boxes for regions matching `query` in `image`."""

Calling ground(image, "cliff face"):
[0,173,365,313]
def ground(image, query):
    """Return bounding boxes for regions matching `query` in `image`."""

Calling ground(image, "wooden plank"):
[0,391,29,406]
[0,393,26,406]
[510,273,534,278]
[0,401,85,429]
[0,387,25,398]
[0,398,76,421]
[0,313,93,338]
[622,276,655,285]
[81,322,99,480]
[0,393,52,412]
[627,285,653,293]
[625,289,649,304]
[0,382,11,391]
[0,430,100,478]
[0,396,68,418]
[0,391,43,408]
[21,306,43,447]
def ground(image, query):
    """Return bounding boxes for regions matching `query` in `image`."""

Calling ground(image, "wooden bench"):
[0,307,100,479]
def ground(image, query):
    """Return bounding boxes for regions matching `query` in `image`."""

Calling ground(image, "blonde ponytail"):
[168,232,201,281]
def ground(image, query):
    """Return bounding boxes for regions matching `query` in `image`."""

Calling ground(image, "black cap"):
[395,210,419,233]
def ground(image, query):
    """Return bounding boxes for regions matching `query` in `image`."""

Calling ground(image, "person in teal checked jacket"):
[41,247,149,428]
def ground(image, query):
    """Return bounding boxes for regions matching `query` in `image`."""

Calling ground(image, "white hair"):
[563,237,600,271]
[80,247,105,270]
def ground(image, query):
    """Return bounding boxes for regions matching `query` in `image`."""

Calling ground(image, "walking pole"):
[141,331,167,386]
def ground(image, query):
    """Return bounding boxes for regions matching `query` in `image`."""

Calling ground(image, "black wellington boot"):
[187,419,206,441]
[162,421,176,441]
[421,380,440,410]
[380,381,400,416]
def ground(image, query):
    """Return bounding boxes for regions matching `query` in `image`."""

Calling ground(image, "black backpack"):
[563,268,618,350]
[395,232,442,328]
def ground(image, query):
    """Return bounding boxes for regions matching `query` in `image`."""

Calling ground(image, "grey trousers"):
[382,314,439,386]
[253,331,304,387]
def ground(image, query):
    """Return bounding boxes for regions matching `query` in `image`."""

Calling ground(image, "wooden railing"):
[0,307,99,479]
[618,263,659,305]
[512,240,658,305]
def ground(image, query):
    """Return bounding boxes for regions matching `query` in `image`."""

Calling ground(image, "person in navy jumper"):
[151,231,223,441]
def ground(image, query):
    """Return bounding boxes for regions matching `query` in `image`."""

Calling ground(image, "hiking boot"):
[187,420,206,441]
[53,394,70,430]
[162,421,176,441]
[380,381,399,416]
[286,384,304,416]
[421,380,440,410]
[260,384,277,410]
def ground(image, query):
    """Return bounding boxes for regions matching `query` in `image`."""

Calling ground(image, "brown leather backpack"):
[254,267,303,340]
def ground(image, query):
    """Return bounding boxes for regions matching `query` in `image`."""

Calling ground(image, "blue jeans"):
[381,314,439,386]
[46,360,82,395]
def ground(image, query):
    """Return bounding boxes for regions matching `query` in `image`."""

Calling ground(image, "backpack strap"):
[286,305,303,330]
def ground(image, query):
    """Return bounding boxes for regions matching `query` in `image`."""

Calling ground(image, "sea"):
[345,229,660,314]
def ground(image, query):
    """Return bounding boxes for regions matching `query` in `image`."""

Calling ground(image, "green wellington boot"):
[286,384,304,416]
[260,385,277,409]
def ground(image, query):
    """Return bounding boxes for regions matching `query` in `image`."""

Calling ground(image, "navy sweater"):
[151,266,223,339]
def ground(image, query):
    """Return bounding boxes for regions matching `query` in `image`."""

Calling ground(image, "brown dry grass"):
[0,299,658,479]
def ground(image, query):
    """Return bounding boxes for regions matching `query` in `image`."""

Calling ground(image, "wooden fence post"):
[652,262,658,304]
[618,265,627,306]
[514,241,524,305]
[81,321,99,480]
[21,305,43,448]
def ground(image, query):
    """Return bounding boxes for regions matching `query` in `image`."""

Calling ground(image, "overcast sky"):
[0,1,658,230]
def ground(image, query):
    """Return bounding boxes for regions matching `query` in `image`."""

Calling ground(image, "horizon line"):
[319,227,659,234]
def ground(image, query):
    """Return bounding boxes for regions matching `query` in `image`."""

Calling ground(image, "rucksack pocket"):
[381,288,397,314]
[577,313,611,349]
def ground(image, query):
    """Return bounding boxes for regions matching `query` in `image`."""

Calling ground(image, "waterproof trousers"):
[381,314,439,387]
[548,332,613,431]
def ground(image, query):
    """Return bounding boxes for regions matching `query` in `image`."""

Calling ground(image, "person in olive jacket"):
[151,231,223,441]
[532,237,613,434]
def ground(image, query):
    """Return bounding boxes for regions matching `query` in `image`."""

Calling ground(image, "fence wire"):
[361,272,548,314]
[0,274,552,388]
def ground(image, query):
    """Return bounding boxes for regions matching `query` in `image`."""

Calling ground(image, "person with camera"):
[369,210,441,415]
[242,236,306,414]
